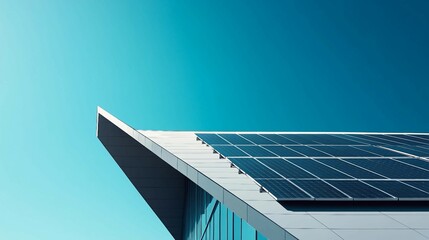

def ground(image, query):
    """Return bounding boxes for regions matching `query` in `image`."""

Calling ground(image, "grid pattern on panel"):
[196,133,429,201]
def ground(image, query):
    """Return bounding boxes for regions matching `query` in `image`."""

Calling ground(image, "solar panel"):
[196,134,230,145]
[228,158,282,178]
[287,158,352,179]
[257,158,315,178]
[260,134,298,144]
[213,145,248,157]
[315,159,385,179]
[196,133,429,202]
[218,134,252,144]
[394,158,429,170]
[286,146,331,157]
[343,158,429,179]
[237,146,277,157]
[239,134,275,144]
[326,180,394,200]
[290,180,350,199]
[257,179,312,200]
[311,146,378,157]
[364,180,429,199]
[403,181,429,193]
[385,145,429,157]
[279,134,320,144]
[260,146,304,157]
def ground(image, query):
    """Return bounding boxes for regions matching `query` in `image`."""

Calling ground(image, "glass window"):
[220,205,227,240]
[242,219,256,240]
[227,209,233,240]
[257,231,268,240]
[233,213,242,240]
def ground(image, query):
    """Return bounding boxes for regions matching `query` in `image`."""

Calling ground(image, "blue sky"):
[1,0,429,239]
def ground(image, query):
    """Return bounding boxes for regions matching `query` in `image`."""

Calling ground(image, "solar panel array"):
[196,133,429,201]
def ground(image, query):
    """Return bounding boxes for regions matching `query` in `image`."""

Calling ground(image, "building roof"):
[96,107,429,240]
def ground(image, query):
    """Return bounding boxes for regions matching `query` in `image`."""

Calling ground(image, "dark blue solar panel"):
[280,134,320,144]
[257,179,312,200]
[394,158,429,171]
[312,146,378,157]
[218,134,253,144]
[213,146,248,157]
[347,135,397,145]
[196,134,230,145]
[354,146,403,157]
[261,146,305,157]
[260,134,298,144]
[291,180,349,199]
[366,135,405,145]
[228,158,282,178]
[381,135,425,145]
[408,135,429,144]
[403,181,429,193]
[197,133,429,201]
[365,181,429,199]
[240,134,275,144]
[315,159,385,179]
[287,159,351,179]
[410,135,429,141]
[237,146,276,157]
[385,145,429,157]
[339,134,378,145]
[257,158,315,178]
[327,180,394,199]
[343,158,429,179]
[304,135,362,145]
[286,146,331,157]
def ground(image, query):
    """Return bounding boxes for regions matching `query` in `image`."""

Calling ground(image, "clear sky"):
[1,0,429,239]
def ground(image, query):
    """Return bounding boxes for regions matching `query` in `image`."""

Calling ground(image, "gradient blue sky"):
[1,1,429,239]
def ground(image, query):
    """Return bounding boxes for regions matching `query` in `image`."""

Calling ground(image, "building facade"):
[97,107,429,240]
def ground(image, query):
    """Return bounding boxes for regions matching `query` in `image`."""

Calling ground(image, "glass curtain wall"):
[183,181,267,240]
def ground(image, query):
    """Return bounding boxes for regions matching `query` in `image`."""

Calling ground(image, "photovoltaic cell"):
[393,158,429,170]
[354,146,403,157]
[365,181,429,199]
[218,134,253,144]
[237,146,277,157]
[343,158,429,179]
[260,134,298,144]
[311,146,378,157]
[291,180,350,199]
[257,158,315,178]
[385,145,429,157]
[381,135,426,145]
[280,134,320,144]
[304,135,362,145]
[196,134,230,145]
[410,135,429,141]
[261,146,305,157]
[213,145,248,157]
[327,180,393,199]
[257,179,312,200]
[286,159,351,179]
[315,159,385,179]
[228,158,282,178]
[348,135,396,145]
[240,134,275,144]
[406,135,429,144]
[403,181,429,193]
[286,146,331,157]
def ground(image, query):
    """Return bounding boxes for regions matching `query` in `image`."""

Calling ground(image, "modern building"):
[96,107,429,240]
